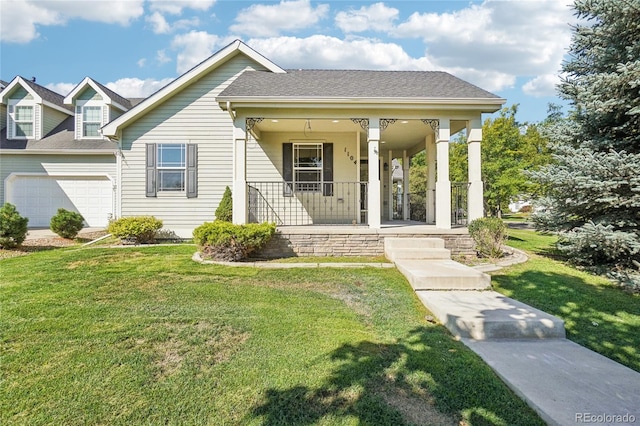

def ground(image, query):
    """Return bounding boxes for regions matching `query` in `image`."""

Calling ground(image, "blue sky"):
[0,0,576,123]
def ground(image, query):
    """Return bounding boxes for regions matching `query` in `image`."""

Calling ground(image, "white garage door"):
[8,175,114,227]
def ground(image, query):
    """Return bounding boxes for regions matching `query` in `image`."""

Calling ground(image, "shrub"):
[193,221,275,261]
[107,216,163,244]
[50,208,84,239]
[0,203,29,249]
[215,186,233,222]
[468,217,507,258]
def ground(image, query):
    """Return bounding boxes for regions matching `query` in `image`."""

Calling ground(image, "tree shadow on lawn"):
[249,327,543,426]
[492,270,640,372]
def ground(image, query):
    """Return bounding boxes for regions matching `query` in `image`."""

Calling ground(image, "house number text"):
[344,147,357,165]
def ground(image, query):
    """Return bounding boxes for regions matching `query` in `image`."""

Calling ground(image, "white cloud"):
[145,10,198,34]
[148,0,216,15]
[335,3,399,33]
[106,77,174,98]
[391,0,574,90]
[246,35,436,70]
[170,31,231,74]
[146,11,171,34]
[137,58,147,68]
[156,49,172,65]
[45,82,76,96]
[45,77,174,99]
[1,0,144,43]
[522,74,560,97]
[230,0,329,37]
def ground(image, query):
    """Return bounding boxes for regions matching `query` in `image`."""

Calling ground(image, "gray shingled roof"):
[0,117,117,151]
[21,78,74,112]
[218,70,502,99]
[90,78,133,109]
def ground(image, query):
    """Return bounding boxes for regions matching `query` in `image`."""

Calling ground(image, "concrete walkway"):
[386,237,640,426]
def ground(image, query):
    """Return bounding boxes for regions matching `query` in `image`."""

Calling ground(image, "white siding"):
[34,104,41,140]
[0,154,116,207]
[248,132,361,224]
[42,105,69,136]
[120,55,268,236]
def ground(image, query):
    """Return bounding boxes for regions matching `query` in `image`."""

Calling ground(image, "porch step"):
[396,260,491,290]
[384,237,450,262]
[387,248,451,262]
[416,291,566,340]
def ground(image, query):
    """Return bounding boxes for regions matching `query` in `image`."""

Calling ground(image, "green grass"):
[494,229,640,372]
[500,213,531,222]
[1,245,543,425]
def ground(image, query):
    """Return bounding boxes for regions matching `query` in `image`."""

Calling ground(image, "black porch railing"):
[397,183,469,226]
[451,182,470,226]
[248,181,367,226]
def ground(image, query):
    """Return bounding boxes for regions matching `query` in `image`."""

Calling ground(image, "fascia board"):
[0,77,43,104]
[63,77,91,104]
[64,78,126,110]
[0,149,117,155]
[220,97,506,112]
[103,40,285,137]
[43,100,74,115]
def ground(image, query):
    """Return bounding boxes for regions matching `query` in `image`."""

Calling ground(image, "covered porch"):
[224,113,485,230]
[216,69,504,231]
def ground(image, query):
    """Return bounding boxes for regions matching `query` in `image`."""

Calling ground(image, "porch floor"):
[276,220,469,235]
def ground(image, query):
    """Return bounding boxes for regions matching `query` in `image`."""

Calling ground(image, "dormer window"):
[82,106,102,138]
[13,105,34,139]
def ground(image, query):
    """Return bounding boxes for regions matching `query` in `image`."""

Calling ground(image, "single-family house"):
[2,40,505,255]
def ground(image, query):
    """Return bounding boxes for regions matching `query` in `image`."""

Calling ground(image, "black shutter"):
[186,144,198,198]
[283,143,293,197]
[146,143,156,197]
[323,143,333,196]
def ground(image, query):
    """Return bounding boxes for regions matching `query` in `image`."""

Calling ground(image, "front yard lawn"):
[493,229,640,372]
[1,245,542,425]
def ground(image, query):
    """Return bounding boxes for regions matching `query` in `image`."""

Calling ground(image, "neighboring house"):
[2,40,505,238]
[0,76,131,227]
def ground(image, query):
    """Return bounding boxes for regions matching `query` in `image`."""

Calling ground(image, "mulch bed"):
[0,230,109,260]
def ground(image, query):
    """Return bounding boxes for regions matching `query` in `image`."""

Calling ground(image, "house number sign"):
[344,147,357,165]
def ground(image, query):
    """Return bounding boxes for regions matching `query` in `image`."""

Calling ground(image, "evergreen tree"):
[531,0,640,288]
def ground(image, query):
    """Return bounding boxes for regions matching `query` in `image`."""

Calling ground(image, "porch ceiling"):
[252,118,467,153]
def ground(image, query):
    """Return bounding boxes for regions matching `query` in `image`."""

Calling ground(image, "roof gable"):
[64,77,132,110]
[0,76,73,114]
[102,39,284,138]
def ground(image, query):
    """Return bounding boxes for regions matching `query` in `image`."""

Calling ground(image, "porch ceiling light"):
[401,120,409,124]
[271,119,279,123]
[332,120,340,123]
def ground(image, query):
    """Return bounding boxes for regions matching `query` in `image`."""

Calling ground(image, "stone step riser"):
[403,275,491,290]
[384,237,446,250]
[385,248,451,261]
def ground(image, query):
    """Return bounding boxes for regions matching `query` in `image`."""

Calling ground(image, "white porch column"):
[367,119,381,229]
[402,150,410,221]
[232,118,248,224]
[387,150,393,221]
[435,118,451,229]
[467,117,484,221]
[426,134,436,224]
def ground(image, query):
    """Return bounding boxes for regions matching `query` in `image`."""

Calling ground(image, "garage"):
[7,175,114,227]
